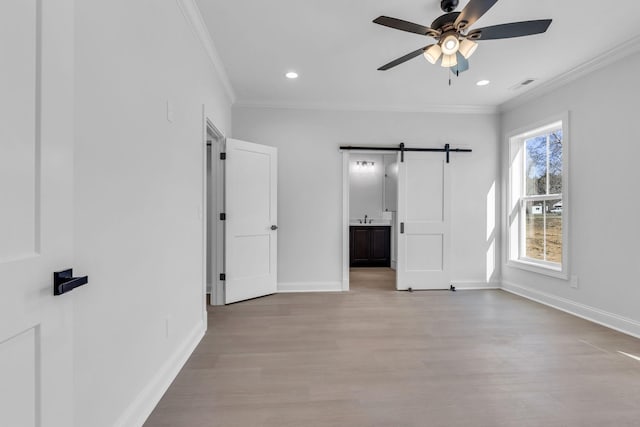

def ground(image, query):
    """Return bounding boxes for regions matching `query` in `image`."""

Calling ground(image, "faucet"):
[364,214,368,224]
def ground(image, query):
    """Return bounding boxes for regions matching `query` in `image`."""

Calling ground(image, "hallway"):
[145,272,640,427]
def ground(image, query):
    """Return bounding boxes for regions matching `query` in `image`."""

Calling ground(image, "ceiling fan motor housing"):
[440,0,459,13]
[431,12,460,32]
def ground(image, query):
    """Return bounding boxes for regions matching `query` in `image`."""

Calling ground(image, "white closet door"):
[397,153,451,290]
[0,1,75,426]
[224,139,278,304]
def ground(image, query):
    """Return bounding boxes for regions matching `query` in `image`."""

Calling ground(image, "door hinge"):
[219,213,226,221]
[220,152,226,160]
[219,273,226,281]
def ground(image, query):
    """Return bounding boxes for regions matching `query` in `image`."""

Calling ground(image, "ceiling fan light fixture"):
[458,38,478,59]
[440,33,460,55]
[423,44,442,64]
[441,53,457,68]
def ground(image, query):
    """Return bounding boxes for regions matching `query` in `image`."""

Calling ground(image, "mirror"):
[383,154,398,212]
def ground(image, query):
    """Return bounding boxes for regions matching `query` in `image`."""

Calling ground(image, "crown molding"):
[499,34,640,113]
[234,100,498,115]
[176,0,236,103]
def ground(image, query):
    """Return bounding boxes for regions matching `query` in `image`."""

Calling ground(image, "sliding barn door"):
[397,153,451,290]
[224,139,278,304]
[0,1,75,426]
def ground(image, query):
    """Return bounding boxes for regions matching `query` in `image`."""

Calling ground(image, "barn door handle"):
[400,222,405,234]
[271,225,278,230]
[53,269,88,296]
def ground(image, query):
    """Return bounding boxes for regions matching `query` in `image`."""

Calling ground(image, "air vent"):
[509,78,536,91]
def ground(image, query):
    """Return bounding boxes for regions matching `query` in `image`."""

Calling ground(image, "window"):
[508,115,568,277]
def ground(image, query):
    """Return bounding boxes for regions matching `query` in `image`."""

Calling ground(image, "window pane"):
[524,201,545,261]
[548,131,562,194]
[525,136,547,196]
[545,199,562,263]
[512,122,565,270]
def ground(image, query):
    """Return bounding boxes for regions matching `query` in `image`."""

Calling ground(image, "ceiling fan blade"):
[455,0,499,29]
[450,52,469,75]
[373,16,436,36]
[468,20,552,40]
[378,46,430,71]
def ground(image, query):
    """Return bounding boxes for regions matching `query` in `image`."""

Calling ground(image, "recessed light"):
[285,72,298,79]
[476,80,490,86]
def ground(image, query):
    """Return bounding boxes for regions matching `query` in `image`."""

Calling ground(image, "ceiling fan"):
[374,0,552,75]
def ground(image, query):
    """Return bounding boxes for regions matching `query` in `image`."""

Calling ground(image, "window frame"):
[506,113,569,279]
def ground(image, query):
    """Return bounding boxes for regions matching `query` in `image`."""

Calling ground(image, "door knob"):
[53,268,88,296]
[271,225,278,230]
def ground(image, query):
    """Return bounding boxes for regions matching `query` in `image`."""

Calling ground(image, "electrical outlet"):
[570,275,579,289]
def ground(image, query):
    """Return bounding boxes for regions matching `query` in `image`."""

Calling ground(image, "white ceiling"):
[196,0,640,111]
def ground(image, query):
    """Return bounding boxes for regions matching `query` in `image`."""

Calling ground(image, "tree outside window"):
[524,130,562,263]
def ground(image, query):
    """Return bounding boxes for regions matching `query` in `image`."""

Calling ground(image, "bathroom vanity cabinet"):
[349,226,391,267]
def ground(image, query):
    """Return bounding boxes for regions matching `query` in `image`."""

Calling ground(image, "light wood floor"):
[145,268,640,426]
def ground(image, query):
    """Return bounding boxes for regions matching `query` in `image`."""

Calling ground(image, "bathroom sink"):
[350,219,392,226]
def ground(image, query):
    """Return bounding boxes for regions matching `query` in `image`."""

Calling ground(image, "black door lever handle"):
[271,225,278,230]
[53,269,88,296]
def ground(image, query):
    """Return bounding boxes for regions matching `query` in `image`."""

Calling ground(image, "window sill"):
[506,258,568,280]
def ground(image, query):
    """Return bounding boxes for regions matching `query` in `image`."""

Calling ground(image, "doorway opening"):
[206,121,225,306]
[343,146,455,291]
[206,134,279,305]
[342,151,398,292]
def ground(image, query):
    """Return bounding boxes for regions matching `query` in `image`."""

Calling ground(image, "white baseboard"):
[390,260,397,271]
[502,281,640,340]
[114,320,206,427]
[278,281,343,293]
[451,281,501,290]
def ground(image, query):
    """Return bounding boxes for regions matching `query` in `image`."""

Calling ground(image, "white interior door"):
[397,152,451,290]
[224,139,278,304]
[0,1,75,426]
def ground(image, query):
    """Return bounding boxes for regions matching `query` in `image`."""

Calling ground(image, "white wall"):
[232,107,500,290]
[500,50,640,336]
[350,154,384,221]
[74,1,232,426]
